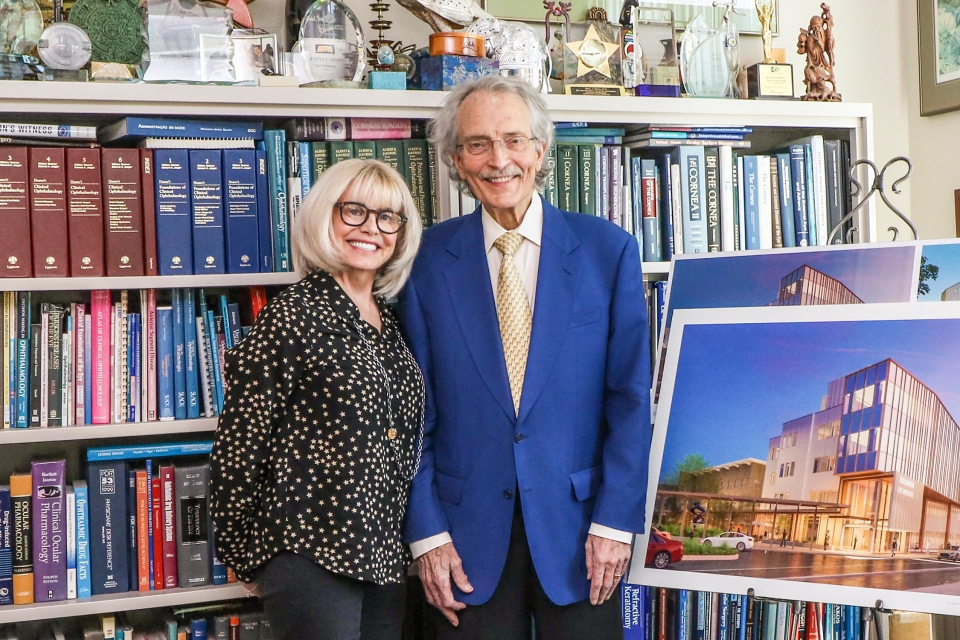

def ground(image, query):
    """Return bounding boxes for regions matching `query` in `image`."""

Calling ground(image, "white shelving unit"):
[0,585,252,625]
[0,82,875,624]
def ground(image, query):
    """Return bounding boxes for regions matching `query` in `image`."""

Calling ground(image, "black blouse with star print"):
[210,269,425,585]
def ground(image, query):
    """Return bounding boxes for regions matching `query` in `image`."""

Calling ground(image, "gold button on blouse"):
[387,428,398,440]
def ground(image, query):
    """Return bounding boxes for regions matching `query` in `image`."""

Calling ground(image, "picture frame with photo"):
[919,0,960,115]
[199,32,278,84]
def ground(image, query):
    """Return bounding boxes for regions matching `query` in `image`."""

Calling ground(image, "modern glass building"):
[763,358,960,553]
[773,265,864,306]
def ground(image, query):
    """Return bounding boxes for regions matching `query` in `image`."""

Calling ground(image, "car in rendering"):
[652,526,672,540]
[939,544,960,561]
[701,532,754,551]
[646,532,684,569]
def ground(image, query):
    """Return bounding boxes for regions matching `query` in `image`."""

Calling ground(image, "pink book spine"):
[350,118,411,140]
[90,290,111,424]
[75,304,85,424]
[146,289,157,422]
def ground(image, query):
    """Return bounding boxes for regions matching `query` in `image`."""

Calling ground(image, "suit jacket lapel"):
[443,212,517,422]
[518,204,580,424]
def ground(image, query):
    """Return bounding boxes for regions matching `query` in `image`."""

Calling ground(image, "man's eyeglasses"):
[457,135,538,156]
[336,202,407,234]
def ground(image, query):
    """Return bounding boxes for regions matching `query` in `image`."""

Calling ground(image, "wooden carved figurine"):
[797,2,840,101]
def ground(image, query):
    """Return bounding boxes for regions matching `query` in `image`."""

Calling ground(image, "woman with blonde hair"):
[211,159,424,640]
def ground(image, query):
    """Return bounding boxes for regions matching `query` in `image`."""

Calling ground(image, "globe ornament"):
[68,0,145,64]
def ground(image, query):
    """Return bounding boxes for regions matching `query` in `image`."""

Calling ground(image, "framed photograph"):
[918,239,960,300]
[919,0,960,115]
[632,301,960,616]
[650,243,921,406]
[199,33,278,83]
[482,0,777,36]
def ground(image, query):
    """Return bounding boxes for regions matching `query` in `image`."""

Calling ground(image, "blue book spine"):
[630,156,645,253]
[74,482,91,599]
[15,292,29,428]
[222,150,260,274]
[190,618,207,640]
[84,319,91,424]
[655,281,666,337]
[743,156,760,250]
[219,296,232,349]
[255,150,273,273]
[189,150,226,274]
[299,141,312,200]
[838,603,846,640]
[789,145,810,246]
[86,441,213,462]
[126,464,137,592]
[154,150,194,275]
[719,593,729,640]
[739,595,748,640]
[621,583,644,639]
[183,291,200,420]
[657,153,674,261]
[205,310,224,413]
[776,153,796,248]
[211,547,227,585]
[157,307,174,420]
[146,460,154,590]
[556,126,625,137]
[127,314,138,423]
[0,487,12,605]
[87,461,129,595]
[678,590,689,640]
[264,130,290,272]
[551,135,623,144]
[645,131,744,140]
[103,117,263,142]
[804,144,818,246]
[555,121,589,129]
[696,591,706,640]
[227,303,242,348]
[640,158,661,262]
[171,290,186,421]
[679,146,707,253]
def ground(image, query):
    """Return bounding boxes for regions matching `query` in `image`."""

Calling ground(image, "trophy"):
[561,7,625,96]
[746,0,794,99]
[295,0,365,87]
[679,2,739,98]
[618,3,679,97]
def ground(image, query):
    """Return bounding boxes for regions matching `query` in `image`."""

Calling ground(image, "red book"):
[140,149,158,276]
[66,148,105,277]
[136,470,149,591]
[100,149,145,276]
[159,464,178,588]
[248,286,267,321]
[0,146,33,276]
[151,476,164,590]
[29,147,69,277]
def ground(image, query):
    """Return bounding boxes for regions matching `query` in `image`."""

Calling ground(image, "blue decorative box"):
[368,71,407,90]
[420,55,499,91]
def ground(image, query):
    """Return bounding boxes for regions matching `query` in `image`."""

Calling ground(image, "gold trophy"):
[747,0,794,99]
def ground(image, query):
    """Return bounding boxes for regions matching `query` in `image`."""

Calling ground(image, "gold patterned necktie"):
[494,231,532,415]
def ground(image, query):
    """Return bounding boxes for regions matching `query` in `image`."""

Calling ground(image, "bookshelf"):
[0,82,875,626]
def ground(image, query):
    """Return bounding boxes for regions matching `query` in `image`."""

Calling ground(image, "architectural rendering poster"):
[632,303,960,616]
[918,239,960,301]
[652,244,920,404]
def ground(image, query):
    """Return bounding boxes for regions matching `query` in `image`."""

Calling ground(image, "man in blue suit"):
[399,76,651,640]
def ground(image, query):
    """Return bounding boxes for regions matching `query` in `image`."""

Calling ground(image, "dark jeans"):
[261,551,407,640]
[427,502,623,640]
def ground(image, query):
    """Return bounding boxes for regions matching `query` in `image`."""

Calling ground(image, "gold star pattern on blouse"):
[209,270,425,585]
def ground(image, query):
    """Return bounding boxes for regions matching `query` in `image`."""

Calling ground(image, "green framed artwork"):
[481,0,778,36]
[919,0,960,115]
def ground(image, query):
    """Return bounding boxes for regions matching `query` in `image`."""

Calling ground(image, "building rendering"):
[683,458,766,499]
[942,282,960,301]
[771,265,864,306]
[763,358,960,553]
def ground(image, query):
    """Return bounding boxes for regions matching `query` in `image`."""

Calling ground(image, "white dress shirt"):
[410,195,632,559]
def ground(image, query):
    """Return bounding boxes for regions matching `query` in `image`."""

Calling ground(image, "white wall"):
[255,0,944,238]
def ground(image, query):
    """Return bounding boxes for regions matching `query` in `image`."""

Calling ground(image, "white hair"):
[291,158,422,299]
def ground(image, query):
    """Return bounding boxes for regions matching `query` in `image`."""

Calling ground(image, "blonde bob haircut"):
[292,158,422,299]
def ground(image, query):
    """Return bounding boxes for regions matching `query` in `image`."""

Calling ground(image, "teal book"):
[263,130,289,272]
[542,143,558,207]
[578,145,598,216]
[556,144,579,213]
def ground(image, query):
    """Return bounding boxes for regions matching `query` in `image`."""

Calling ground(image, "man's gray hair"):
[428,76,555,195]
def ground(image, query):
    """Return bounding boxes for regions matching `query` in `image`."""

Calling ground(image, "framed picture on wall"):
[482,0,777,35]
[919,0,960,115]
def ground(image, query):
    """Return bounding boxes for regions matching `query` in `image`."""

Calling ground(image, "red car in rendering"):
[646,531,684,569]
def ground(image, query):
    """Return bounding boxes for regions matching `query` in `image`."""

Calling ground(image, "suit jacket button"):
[504,489,513,499]
[514,433,524,443]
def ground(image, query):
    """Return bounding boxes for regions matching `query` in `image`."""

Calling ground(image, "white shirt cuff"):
[410,532,453,559]
[588,523,634,544]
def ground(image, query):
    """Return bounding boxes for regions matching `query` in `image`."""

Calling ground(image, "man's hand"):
[418,542,474,626]
[585,534,631,605]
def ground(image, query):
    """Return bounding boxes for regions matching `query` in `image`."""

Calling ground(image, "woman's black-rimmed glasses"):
[336,201,407,234]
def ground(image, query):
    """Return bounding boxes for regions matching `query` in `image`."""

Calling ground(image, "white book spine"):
[757,157,773,250]
[119,292,128,423]
[718,146,735,252]
[112,303,120,424]
[62,330,71,426]
[737,155,747,251]
[812,135,828,245]
[66,488,77,599]
[147,290,158,422]
[196,317,215,418]
[140,290,148,420]
[670,163,683,255]
[84,315,91,425]
[40,307,49,427]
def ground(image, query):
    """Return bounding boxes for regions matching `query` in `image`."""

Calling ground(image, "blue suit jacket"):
[398,200,651,606]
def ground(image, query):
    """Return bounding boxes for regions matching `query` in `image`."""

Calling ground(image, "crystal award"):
[679,11,739,98]
[296,0,364,84]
